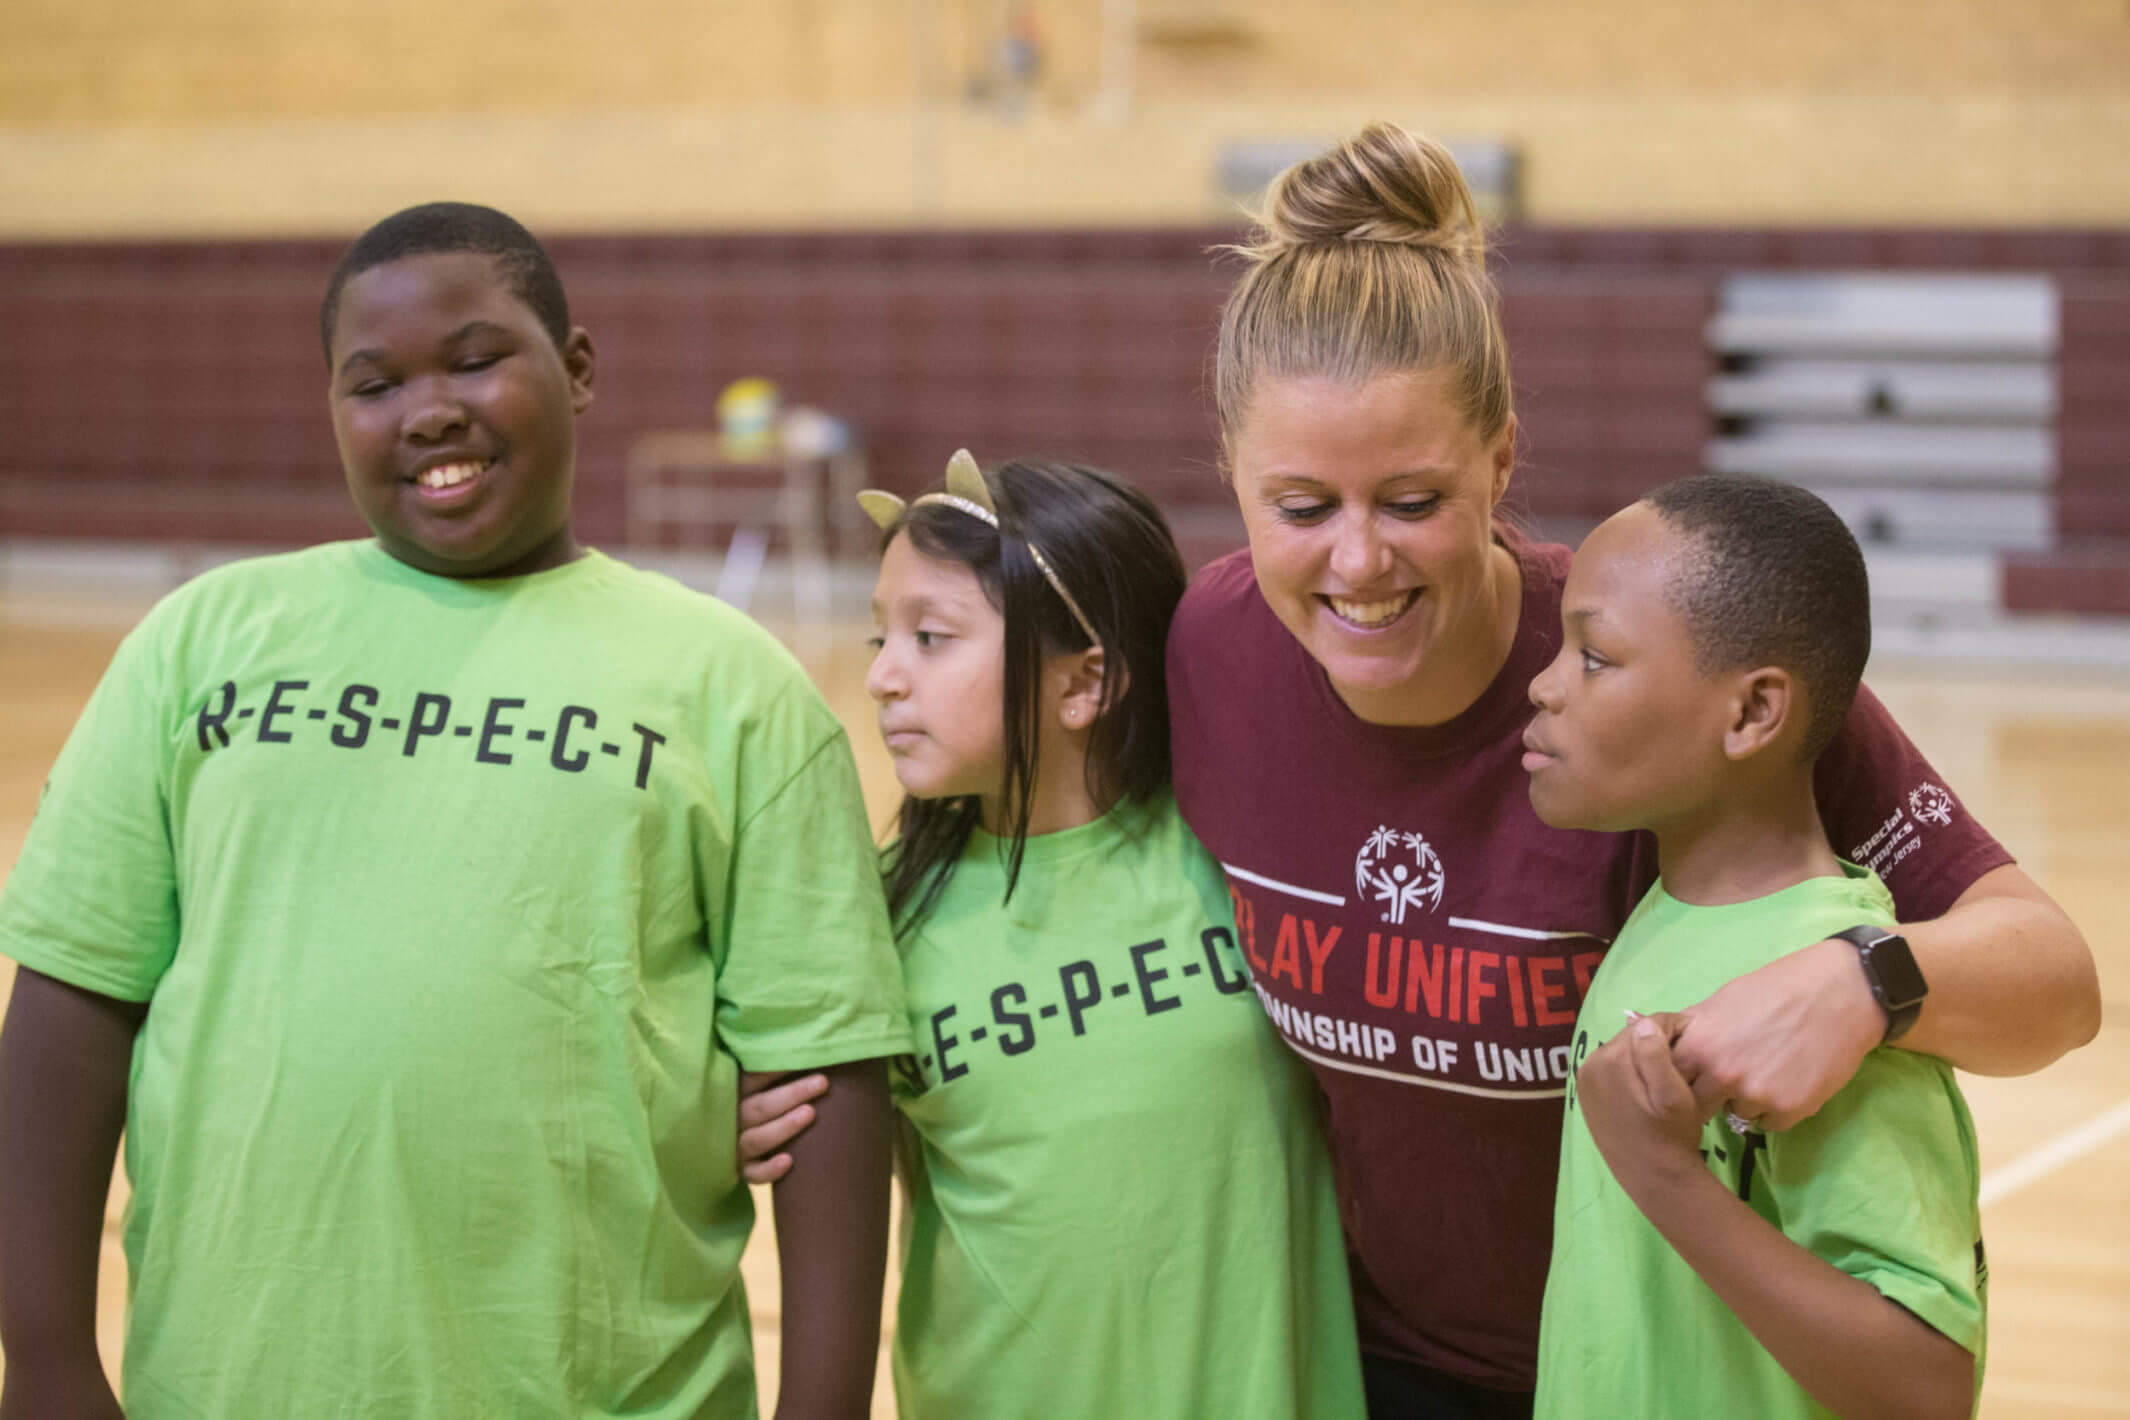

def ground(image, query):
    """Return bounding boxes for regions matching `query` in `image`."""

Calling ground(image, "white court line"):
[1978,1094,2130,1210]
[1448,916,1611,944]
[1221,862,1346,907]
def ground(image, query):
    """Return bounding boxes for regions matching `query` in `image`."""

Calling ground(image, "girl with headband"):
[765,451,1366,1417]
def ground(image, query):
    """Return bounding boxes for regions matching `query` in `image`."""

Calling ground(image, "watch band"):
[1833,924,1927,1043]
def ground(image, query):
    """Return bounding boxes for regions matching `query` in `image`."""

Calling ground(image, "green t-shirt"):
[0,541,912,1419]
[889,794,1366,1419]
[1535,866,1986,1419]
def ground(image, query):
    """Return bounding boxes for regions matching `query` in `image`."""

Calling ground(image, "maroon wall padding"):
[2054,276,2130,543]
[1500,270,1711,525]
[0,239,358,543]
[2,225,2126,557]
[561,231,1235,549]
[2002,545,2130,616]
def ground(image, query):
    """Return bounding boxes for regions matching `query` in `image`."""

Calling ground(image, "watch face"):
[1863,934,1929,1008]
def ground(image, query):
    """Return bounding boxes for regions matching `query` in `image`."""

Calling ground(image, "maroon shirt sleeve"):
[1812,683,2014,924]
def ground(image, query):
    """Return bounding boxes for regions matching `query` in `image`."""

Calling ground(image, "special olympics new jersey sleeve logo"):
[1908,782,1955,827]
[1356,825,1445,925]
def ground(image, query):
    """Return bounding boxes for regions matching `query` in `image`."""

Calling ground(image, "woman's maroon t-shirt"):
[1165,540,2011,1392]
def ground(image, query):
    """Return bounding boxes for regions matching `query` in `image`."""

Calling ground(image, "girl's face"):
[1230,368,1517,726]
[866,533,1009,803]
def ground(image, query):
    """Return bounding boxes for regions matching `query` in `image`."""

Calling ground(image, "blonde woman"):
[1162,123,2095,1417]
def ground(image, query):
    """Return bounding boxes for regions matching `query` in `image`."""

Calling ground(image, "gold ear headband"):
[860,449,1102,649]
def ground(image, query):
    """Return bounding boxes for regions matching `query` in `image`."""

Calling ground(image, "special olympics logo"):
[1356,825,1445,925]
[1908,782,1955,827]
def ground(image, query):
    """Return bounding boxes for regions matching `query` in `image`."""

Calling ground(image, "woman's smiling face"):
[1229,367,1519,726]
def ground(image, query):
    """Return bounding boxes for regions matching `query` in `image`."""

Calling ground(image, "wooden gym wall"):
[5,1,2130,236]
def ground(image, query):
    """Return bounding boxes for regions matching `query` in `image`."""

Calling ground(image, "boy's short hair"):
[1642,474,1869,761]
[320,202,572,362]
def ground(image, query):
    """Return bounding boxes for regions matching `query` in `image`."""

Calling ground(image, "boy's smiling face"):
[1522,502,1734,834]
[328,251,594,578]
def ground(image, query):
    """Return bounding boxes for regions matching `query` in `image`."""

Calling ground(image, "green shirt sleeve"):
[711,691,911,1073]
[0,622,179,1002]
[1762,1048,1987,1357]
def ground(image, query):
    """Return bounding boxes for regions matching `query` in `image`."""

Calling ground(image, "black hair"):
[879,459,1188,936]
[319,202,571,363]
[1641,474,1870,761]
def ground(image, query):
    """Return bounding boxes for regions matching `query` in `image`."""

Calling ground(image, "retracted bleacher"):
[1704,273,2058,553]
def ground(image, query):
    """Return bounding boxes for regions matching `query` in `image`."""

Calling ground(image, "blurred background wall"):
[4,0,2129,632]
[6,0,2130,236]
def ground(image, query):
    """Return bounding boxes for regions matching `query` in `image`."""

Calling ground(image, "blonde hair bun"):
[1213,121,1513,445]
[1254,122,1486,268]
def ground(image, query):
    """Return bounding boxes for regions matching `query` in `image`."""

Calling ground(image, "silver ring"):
[1726,1111,1757,1135]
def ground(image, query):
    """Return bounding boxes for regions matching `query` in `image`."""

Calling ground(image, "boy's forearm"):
[1896,864,2099,1075]
[0,969,143,1412]
[1615,1152,1972,1420]
[767,1057,893,1420]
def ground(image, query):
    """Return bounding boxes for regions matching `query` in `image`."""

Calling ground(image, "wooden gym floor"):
[0,586,2126,1418]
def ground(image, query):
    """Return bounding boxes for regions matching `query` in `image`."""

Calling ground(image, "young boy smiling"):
[0,203,910,1420]
[1524,475,1985,1420]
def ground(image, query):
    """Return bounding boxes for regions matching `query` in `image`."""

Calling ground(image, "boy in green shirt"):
[0,203,911,1419]
[1523,474,1985,1419]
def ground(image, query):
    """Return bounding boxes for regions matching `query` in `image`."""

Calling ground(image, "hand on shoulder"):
[1669,938,1882,1132]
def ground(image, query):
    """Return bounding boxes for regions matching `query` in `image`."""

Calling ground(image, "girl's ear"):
[1055,645,1115,731]
[1722,666,1795,762]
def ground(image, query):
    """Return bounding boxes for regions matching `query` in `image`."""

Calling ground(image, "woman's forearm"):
[1673,862,2100,1129]
[1897,863,2099,1075]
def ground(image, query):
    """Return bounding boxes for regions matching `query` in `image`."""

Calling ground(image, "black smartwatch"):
[1834,925,1928,1043]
